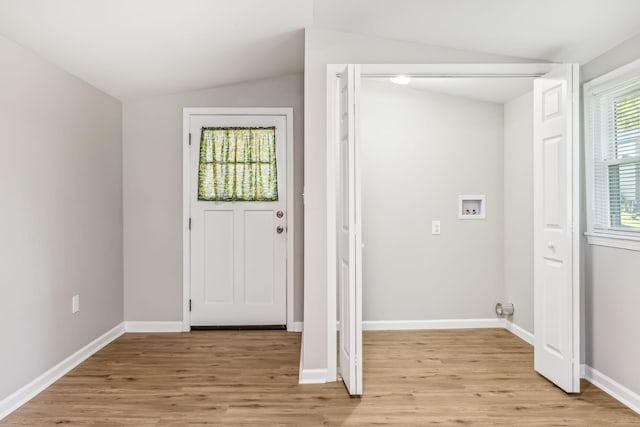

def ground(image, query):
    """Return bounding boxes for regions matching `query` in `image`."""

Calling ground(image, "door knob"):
[276,210,284,218]
[277,226,284,234]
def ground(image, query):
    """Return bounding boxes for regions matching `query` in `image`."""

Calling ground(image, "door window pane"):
[198,127,278,201]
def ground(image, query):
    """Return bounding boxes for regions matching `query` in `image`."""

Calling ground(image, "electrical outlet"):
[431,220,441,235]
[72,295,80,314]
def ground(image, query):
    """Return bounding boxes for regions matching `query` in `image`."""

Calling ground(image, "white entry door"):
[189,114,287,326]
[533,64,580,393]
[338,64,363,395]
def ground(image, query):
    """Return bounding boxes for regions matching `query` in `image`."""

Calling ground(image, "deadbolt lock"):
[276,210,284,218]
[276,226,284,234]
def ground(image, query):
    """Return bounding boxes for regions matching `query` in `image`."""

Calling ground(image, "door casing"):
[182,107,295,331]
[325,63,580,385]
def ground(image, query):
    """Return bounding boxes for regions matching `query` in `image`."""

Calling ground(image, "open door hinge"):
[189,299,192,312]
[189,133,192,145]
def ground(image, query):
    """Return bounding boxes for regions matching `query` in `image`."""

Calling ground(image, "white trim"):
[298,330,327,384]
[326,64,344,384]
[584,58,640,241]
[124,321,184,333]
[503,320,535,345]
[585,232,640,252]
[182,107,295,332]
[570,63,582,393]
[299,368,329,384]
[362,319,504,331]
[0,323,125,421]
[288,321,303,332]
[359,63,556,77]
[505,329,640,416]
[286,110,295,333]
[582,364,640,415]
[182,110,191,332]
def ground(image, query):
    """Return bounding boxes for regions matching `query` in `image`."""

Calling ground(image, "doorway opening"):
[182,108,296,331]
[359,74,535,329]
[328,64,580,396]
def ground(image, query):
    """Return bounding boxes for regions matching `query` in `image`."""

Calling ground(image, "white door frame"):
[182,107,295,331]
[326,63,580,383]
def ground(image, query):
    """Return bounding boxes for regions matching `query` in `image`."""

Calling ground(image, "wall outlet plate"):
[72,295,80,314]
[431,220,441,235]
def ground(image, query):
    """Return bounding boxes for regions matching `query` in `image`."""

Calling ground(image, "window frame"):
[585,58,640,251]
[197,126,279,202]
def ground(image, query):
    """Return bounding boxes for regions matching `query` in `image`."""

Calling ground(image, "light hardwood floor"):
[2,329,638,426]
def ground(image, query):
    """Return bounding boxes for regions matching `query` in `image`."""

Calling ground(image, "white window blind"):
[588,76,640,232]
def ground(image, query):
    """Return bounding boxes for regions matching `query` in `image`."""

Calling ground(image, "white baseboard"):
[503,319,534,345]
[124,321,184,332]
[6,319,638,420]
[502,325,640,415]
[298,330,327,384]
[299,368,329,384]
[288,321,303,332]
[0,322,125,421]
[582,364,640,415]
[363,318,504,331]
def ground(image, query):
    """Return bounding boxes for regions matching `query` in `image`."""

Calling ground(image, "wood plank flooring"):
[2,329,638,426]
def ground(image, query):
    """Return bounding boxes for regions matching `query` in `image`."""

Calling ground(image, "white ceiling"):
[368,77,535,104]
[314,0,640,64]
[0,0,639,100]
[0,0,314,100]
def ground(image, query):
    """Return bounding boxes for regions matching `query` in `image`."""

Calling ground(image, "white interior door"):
[338,64,363,395]
[190,114,287,326]
[533,64,580,392]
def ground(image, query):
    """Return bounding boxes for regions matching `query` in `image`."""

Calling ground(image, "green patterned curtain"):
[198,127,278,201]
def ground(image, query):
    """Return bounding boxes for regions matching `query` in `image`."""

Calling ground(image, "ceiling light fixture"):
[390,75,411,85]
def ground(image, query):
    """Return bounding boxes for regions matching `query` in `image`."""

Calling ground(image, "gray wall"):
[584,245,640,394]
[581,33,640,83]
[581,34,640,396]
[0,35,123,400]
[123,73,304,322]
[361,80,504,321]
[503,91,534,333]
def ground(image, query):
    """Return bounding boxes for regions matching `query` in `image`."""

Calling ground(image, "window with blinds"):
[587,73,640,233]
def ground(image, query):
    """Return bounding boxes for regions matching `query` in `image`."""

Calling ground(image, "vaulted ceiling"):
[0,0,638,100]
[314,0,640,65]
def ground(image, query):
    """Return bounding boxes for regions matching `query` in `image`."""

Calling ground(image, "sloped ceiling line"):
[0,0,638,100]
